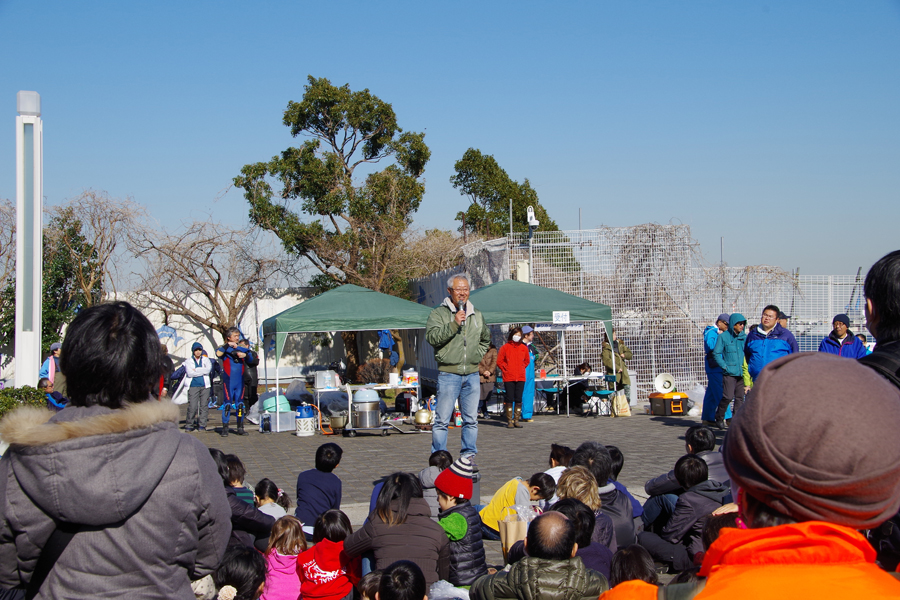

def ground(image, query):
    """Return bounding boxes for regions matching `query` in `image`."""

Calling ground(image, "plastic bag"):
[429,581,469,600]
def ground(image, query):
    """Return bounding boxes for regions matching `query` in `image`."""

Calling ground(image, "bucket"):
[296,405,316,437]
[389,372,400,386]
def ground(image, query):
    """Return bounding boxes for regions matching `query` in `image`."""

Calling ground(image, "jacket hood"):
[310,539,345,570]
[729,313,747,329]
[419,465,440,488]
[0,401,182,526]
[268,549,300,573]
[700,521,874,576]
[687,479,730,502]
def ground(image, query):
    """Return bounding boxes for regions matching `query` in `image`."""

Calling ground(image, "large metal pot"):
[354,401,380,412]
[353,410,381,429]
[329,414,348,430]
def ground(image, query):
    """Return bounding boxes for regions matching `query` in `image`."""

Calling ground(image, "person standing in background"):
[602,330,633,403]
[702,314,730,424]
[477,343,497,417]
[521,326,537,422]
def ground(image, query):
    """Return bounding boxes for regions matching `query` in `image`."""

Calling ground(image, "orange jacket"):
[599,521,900,600]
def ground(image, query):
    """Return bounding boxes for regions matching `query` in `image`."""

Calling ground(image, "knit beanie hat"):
[716,313,730,324]
[724,353,900,529]
[191,342,204,352]
[833,313,850,326]
[435,457,475,499]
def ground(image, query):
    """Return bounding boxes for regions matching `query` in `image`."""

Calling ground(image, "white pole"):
[15,91,43,388]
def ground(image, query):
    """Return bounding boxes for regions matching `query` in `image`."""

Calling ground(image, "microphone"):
[457,302,466,321]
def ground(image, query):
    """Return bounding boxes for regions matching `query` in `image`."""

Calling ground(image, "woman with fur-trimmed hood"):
[0,301,232,600]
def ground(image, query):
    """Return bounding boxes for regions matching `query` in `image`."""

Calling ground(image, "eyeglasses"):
[451,288,470,292]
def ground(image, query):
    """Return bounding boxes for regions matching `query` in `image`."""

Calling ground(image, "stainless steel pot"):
[354,401,380,412]
[329,415,348,430]
[353,410,381,429]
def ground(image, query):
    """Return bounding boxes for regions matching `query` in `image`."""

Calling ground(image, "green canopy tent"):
[468,279,616,413]
[469,279,613,335]
[259,284,433,432]
[262,284,433,369]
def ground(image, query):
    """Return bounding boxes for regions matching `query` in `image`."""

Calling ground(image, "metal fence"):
[441,225,869,398]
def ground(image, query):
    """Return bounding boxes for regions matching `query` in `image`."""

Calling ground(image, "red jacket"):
[600,521,900,599]
[297,539,361,600]
[497,341,530,382]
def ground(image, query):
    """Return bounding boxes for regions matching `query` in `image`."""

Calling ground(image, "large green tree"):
[233,76,430,378]
[451,148,559,237]
[234,75,430,298]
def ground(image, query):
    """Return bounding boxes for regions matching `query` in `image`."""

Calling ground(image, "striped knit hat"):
[435,456,475,499]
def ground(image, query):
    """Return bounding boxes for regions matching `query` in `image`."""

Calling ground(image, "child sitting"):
[296,443,343,536]
[378,561,427,600]
[214,545,268,600]
[479,472,556,540]
[37,377,68,412]
[355,570,382,600]
[261,516,306,600]
[637,454,728,572]
[418,449,452,519]
[609,545,658,588]
[297,509,361,600]
[256,479,292,520]
[434,457,489,586]
[227,454,256,505]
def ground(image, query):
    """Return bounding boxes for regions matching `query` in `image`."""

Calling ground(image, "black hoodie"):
[660,479,729,555]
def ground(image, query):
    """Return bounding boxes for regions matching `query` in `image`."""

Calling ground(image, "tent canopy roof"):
[469,279,612,325]
[262,284,433,336]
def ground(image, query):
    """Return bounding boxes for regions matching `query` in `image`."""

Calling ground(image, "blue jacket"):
[745,323,799,380]
[704,325,722,373]
[818,330,867,359]
[713,314,747,377]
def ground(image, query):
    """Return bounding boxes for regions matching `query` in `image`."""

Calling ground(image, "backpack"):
[859,350,900,390]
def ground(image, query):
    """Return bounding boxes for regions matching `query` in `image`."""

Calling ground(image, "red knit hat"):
[435,457,475,499]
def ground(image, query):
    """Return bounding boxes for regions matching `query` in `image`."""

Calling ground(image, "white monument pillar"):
[15,91,43,387]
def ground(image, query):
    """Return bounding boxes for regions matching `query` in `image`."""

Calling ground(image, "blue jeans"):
[642,493,678,530]
[432,371,480,457]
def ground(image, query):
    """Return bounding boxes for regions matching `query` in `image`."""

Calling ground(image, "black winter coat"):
[226,486,275,550]
[598,484,635,548]
[661,480,728,555]
[438,500,488,586]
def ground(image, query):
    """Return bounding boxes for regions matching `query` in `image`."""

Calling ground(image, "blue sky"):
[2,0,898,275]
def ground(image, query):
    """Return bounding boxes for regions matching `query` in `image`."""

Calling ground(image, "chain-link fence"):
[450,225,869,398]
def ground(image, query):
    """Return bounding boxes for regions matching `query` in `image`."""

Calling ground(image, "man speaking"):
[425,274,491,458]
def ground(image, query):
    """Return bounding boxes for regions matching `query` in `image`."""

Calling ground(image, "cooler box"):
[649,392,687,416]
[262,394,292,413]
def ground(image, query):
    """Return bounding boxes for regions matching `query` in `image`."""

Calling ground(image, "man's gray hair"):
[446,274,471,290]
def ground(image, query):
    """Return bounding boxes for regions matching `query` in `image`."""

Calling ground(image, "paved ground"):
[186,403,716,567]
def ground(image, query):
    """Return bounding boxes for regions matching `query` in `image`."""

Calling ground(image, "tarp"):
[469,279,613,336]
[262,284,433,366]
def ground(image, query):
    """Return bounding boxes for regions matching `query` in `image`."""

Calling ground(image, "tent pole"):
[562,331,568,417]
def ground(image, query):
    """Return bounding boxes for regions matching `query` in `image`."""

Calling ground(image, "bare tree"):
[0,199,15,286]
[131,219,296,341]
[46,190,146,306]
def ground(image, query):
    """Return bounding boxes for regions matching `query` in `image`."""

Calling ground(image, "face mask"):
[512,335,522,343]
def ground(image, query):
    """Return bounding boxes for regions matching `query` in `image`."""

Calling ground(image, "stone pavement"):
[186,404,717,566]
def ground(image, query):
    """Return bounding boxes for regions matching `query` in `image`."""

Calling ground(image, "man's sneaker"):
[220,427,229,437]
[184,425,194,432]
[197,427,206,432]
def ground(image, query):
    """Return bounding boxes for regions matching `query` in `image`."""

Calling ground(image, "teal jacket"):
[712,313,747,377]
[426,298,491,375]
